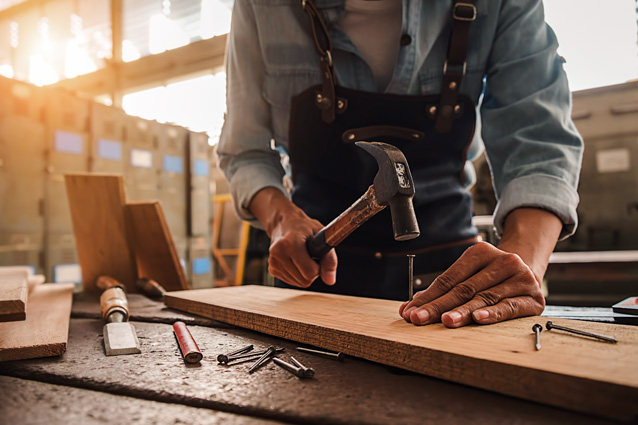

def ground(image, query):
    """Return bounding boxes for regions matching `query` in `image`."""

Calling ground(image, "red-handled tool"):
[173,321,203,364]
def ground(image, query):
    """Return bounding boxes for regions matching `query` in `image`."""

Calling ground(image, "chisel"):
[97,276,141,356]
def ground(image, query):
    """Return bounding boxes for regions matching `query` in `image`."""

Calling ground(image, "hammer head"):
[356,141,420,241]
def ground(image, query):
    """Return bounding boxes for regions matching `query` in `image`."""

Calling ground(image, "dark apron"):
[276,0,479,300]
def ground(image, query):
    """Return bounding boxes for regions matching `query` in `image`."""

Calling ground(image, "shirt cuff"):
[229,163,288,227]
[492,174,579,241]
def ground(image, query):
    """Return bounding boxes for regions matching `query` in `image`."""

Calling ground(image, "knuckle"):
[428,304,443,319]
[452,282,476,301]
[475,290,500,306]
[433,273,458,292]
[501,298,519,317]
[499,252,522,268]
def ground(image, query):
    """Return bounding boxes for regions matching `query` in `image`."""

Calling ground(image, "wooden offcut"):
[0,279,27,322]
[65,174,138,292]
[127,202,189,291]
[165,285,638,422]
[0,283,74,362]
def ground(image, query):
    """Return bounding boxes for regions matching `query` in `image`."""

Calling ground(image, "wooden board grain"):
[65,174,138,292]
[0,283,74,361]
[0,279,27,322]
[165,285,638,422]
[127,202,189,291]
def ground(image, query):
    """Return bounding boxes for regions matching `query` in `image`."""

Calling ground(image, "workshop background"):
[0,0,637,305]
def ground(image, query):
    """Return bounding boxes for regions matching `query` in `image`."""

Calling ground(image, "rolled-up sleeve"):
[480,0,583,240]
[216,0,288,225]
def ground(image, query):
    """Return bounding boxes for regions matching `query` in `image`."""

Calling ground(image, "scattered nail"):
[248,346,277,374]
[545,321,617,344]
[217,344,254,364]
[532,324,542,350]
[296,347,345,361]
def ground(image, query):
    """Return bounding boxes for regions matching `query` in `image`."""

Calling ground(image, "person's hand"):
[399,242,544,327]
[268,210,338,287]
[249,187,338,287]
[399,208,563,328]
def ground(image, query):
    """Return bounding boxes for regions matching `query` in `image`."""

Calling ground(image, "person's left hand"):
[398,242,545,328]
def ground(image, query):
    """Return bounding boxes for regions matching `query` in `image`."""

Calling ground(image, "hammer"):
[307,141,420,260]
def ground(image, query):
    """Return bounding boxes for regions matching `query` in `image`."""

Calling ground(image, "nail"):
[407,254,415,302]
[290,356,315,378]
[216,344,254,364]
[446,311,462,325]
[296,347,345,361]
[532,324,542,350]
[415,309,430,323]
[545,321,617,343]
[220,347,285,364]
[473,310,489,321]
[248,346,277,373]
[273,357,305,378]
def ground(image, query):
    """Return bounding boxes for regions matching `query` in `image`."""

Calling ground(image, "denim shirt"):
[217,0,583,239]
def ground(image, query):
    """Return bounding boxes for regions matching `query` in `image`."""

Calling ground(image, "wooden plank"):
[0,279,27,322]
[127,202,189,291]
[0,283,74,361]
[165,286,638,422]
[64,174,138,292]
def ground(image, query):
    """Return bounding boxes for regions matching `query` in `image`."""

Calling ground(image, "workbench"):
[0,292,629,425]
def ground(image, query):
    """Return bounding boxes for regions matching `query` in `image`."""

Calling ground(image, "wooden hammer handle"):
[307,185,386,260]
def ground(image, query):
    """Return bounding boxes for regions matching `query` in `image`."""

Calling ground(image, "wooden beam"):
[0,0,46,20]
[165,285,638,422]
[52,36,227,98]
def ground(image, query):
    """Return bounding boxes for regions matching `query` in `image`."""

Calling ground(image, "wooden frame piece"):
[165,285,638,422]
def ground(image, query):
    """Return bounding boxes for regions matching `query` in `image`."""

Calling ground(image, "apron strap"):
[435,1,476,133]
[300,0,337,123]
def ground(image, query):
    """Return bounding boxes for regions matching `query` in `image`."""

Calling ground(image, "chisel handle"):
[96,275,126,291]
[100,286,130,322]
[135,277,167,299]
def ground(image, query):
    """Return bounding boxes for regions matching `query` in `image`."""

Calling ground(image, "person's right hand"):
[250,187,338,287]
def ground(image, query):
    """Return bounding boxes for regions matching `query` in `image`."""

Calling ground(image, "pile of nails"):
[216,345,346,378]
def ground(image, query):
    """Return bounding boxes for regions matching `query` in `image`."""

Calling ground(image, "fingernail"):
[325,271,336,285]
[415,309,430,323]
[447,311,462,324]
[402,307,415,321]
[473,310,489,321]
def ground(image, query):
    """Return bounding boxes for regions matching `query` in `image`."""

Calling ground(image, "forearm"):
[497,207,562,284]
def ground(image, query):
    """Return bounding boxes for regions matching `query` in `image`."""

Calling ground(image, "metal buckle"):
[443,60,466,76]
[322,50,333,67]
[453,3,476,21]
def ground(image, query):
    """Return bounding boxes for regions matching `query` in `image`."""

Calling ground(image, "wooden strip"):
[0,279,27,322]
[64,174,138,292]
[165,286,638,422]
[0,283,74,361]
[127,202,189,291]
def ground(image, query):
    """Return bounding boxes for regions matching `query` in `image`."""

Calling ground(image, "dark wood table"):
[0,293,627,425]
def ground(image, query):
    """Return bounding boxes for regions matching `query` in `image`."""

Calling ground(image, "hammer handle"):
[307,185,386,260]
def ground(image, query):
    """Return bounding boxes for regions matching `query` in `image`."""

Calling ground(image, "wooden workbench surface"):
[0,294,624,425]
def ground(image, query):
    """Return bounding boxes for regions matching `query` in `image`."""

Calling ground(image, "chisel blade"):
[103,322,141,356]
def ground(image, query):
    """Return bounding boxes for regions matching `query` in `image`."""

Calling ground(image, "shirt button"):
[400,34,412,46]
